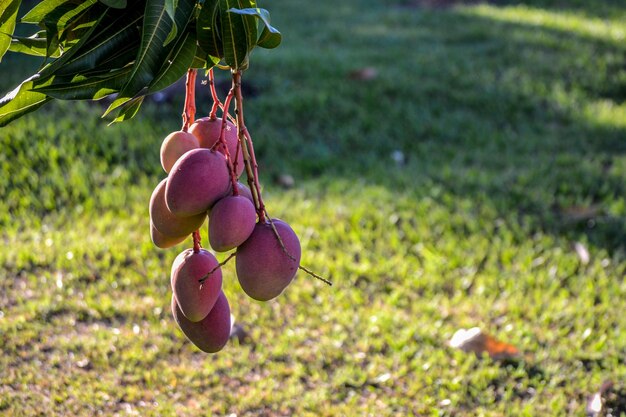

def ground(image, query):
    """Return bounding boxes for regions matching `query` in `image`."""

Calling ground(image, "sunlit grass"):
[464,4,626,43]
[1,0,626,416]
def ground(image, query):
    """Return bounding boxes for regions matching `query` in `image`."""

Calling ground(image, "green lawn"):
[1,0,626,415]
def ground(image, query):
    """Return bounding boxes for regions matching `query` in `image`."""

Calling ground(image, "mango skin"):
[209,195,256,252]
[235,181,254,203]
[171,291,231,353]
[171,249,223,322]
[160,131,199,173]
[189,117,244,177]
[150,222,187,248]
[165,149,230,216]
[150,178,206,237]
[236,219,301,301]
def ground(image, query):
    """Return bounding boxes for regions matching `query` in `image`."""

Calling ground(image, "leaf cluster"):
[0,0,281,125]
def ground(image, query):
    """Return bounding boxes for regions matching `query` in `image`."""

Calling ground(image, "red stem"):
[217,88,239,195]
[241,125,265,218]
[208,69,236,124]
[208,68,238,193]
[182,69,197,131]
[232,135,241,180]
[192,231,201,253]
[232,71,265,222]
[183,69,202,251]
[208,68,221,120]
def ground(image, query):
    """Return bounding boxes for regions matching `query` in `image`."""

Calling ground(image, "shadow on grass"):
[2,0,625,256]
[242,1,626,254]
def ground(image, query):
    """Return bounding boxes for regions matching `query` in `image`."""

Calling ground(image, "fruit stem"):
[232,70,266,222]
[266,214,333,286]
[182,69,197,131]
[198,252,236,284]
[208,68,220,120]
[207,69,237,125]
[192,230,201,253]
[298,265,333,286]
[217,86,239,195]
[184,70,201,254]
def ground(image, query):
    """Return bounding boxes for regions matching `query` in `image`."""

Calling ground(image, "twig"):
[265,214,332,286]
[299,265,333,286]
[198,252,236,284]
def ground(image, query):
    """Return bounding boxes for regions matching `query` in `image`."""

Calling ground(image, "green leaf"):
[98,0,127,8]
[109,95,143,124]
[164,0,177,21]
[197,0,222,60]
[33,67,133,100]
[149,29,196,92]
[0,75,52,127]
[256,23,281,49]
[190,55,206,68]
[43,0,97,30]
[40,0,99,60]
[163,23,177,47]
[229,7,281,49]
[0,0,22,62]
[95,42,138,69]
[220,0,255,70]
[104,0,195,115]
[9,31,61,58]
[57,4,102,46]
[48,8,142,76]
[163,0,179,47]
[21,0,68,24]
[189,45,218,69]
[126,0,178,88]
[102,91,134,114]
[21,0,98,58]
[35,8,105,77]
[233,1,257,53]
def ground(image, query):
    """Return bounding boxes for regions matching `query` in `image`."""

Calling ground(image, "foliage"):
[0,0,281,125]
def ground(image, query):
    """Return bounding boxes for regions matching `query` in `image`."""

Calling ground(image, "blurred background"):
[1,0,625,415]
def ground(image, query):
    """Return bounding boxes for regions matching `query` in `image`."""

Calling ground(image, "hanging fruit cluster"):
[0,0,331,353]
[149,69,310,353]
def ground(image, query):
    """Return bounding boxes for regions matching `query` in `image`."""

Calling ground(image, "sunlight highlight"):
[463,5,625,44]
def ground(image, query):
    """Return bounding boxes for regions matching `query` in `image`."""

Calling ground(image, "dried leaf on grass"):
[449,327,519,360]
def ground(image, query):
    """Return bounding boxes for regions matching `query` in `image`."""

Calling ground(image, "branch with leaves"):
[0,0,281,126]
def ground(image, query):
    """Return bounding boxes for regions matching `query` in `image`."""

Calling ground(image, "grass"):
[1,0,626,415]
